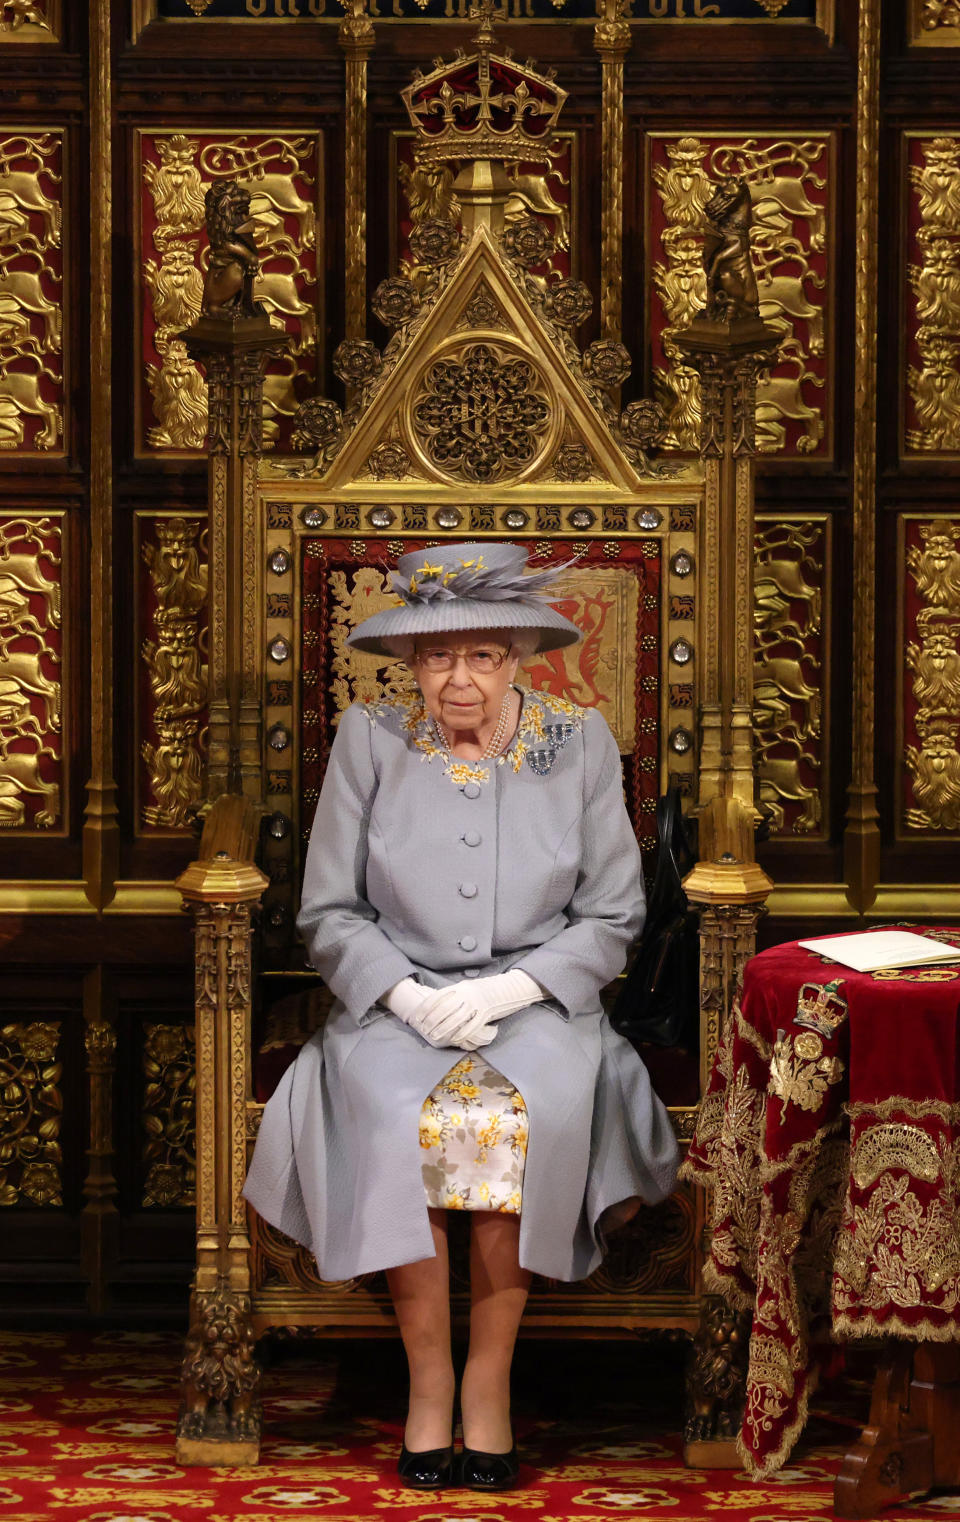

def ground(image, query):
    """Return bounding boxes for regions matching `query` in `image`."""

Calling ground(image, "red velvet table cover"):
[682,929,960,1477]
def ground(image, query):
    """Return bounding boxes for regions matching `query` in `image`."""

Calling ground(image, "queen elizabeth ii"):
[243,540,680,1491]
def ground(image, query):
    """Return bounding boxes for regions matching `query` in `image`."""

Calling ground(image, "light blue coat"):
[243,688,680,1282]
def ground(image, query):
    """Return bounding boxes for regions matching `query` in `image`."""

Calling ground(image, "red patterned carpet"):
[0,1331,954,1520]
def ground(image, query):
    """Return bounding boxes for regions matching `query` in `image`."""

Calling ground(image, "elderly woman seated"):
[244,541,680,1491]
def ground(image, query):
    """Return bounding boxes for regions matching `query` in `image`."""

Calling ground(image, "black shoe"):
[459,1444,520,1491]
[397,1443,455,1489]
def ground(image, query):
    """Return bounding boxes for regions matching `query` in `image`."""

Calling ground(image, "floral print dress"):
[420,1057,528,1213]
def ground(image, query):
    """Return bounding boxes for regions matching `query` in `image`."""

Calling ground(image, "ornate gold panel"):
[899,516,960,836]
[904,135,960,456]
[909,0,960,43]
[0,130,64,454]
[143,1022,197,1208]
[136,130,323,456]
[0,1,60,42]
[754,514,829,838]
[0,511,64,833]
[0,1021,62,1207]
[647,132,834,460]
[136,512,209,833]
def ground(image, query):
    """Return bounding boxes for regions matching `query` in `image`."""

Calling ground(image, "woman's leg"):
[460,1211,531,1452]
[386,1207,455,1451]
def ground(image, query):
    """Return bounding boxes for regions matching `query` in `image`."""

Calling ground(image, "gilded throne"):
[174,6,779,1468]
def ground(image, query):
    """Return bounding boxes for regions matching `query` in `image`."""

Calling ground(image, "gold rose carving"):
[0,1021,62,1207]
[650,135,829,457]
[753,521,825,835]
[0,514,62,830]
[140,516,208,829]
[141,132,320,453]
[143,1022,196,1209]
[906,138,960,454]
[0,132,63,453]
[904,519,960,831]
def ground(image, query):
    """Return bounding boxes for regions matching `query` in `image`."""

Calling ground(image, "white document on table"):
[798,929,960,973]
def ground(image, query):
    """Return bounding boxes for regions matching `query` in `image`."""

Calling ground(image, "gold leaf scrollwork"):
[768,1027,844,1121]
[906,137,960,454]
[904,519,960,831]
[0,1021,62,1207]
[140,516,208,830]
[651,135,828,457]
[142,1022,197,1209]
[753,520,825,835]
[0,132,63,453]
[0,513,62,830]
[141,132,319,453]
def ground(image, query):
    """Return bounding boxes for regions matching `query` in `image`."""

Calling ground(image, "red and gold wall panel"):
[646,132,833,459]
[135,512,209,833]
[899,516,960,837]
[904,134,960,459]
[754,514,830,838]
[137,130,323,456]
[0,512,65,833]
[0,130,65,456]
[392,131,576,284]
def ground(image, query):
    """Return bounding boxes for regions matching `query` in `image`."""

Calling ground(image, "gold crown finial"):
[467,0,502,48]
[401,5,566,169]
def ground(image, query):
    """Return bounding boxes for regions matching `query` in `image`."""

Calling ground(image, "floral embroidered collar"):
[361,688,586,785]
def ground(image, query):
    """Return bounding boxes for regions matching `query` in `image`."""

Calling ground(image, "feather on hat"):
[346,541,582,656]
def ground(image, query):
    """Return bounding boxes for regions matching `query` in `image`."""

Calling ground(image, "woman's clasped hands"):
[382,968,544,1051]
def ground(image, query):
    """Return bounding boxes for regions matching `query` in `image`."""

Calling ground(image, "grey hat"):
[346,541,583,656]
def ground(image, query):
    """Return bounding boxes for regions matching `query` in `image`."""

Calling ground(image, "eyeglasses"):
[413,645,508,674]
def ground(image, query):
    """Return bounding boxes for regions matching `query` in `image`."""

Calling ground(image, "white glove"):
[380,977,495,1050]
[412,969,545,1051]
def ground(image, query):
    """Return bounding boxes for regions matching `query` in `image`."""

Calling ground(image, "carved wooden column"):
[83,0,120,907]
[594,0,630,343]
[675,181,779,1469]
[339,0,374,343]
[81,965,118,1315]
[175,797,268,1466]
[844,0,881,910]
[183,183,288,803]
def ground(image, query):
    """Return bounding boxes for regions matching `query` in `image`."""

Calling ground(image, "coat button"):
[464,967,480,978]
[459,882,478,899]
[459,934,478,952]
[463,829,481,847]
[462,782,481,799]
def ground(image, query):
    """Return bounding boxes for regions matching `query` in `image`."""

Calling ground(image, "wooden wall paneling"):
[83,0,121,913]
[0,977,87,1314]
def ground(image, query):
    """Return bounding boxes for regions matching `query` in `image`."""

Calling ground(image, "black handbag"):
[611,788,700,1052]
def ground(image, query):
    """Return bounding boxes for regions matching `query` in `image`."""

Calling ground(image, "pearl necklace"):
[434,691,513,761]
